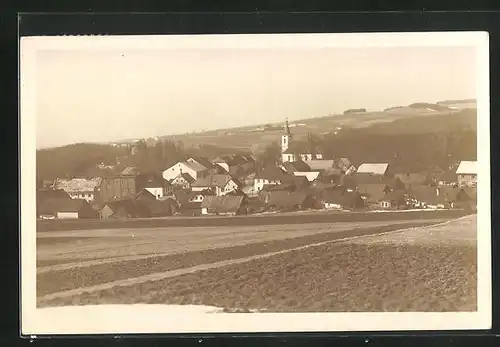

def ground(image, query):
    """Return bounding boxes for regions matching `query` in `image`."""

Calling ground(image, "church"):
[281,118,323,163]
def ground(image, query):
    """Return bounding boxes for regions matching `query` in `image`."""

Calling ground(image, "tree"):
[256,142,281,169]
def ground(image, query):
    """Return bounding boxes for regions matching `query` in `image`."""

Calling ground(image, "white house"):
[455,160,477,187]
[162,161,209,182]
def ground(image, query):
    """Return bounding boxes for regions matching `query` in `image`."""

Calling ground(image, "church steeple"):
[284,117,292,136]
[281,117,293,161]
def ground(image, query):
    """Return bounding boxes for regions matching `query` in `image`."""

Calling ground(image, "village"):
[36,118,478,221]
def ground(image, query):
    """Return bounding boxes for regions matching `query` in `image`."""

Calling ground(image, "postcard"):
[20,31,491,335]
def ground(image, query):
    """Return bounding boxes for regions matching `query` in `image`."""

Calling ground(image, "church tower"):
[281,117,292,152]
[281,118,293,161]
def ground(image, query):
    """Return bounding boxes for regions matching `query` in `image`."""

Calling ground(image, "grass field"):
[36,213,477,311]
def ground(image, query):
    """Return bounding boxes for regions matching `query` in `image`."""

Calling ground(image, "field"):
[36,212,477,312]
[164,109,475,151]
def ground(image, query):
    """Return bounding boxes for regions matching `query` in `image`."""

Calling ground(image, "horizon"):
[36,97,476,151]
[34,42,477,149]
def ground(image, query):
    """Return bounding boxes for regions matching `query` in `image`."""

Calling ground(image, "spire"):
[285,117,292,136]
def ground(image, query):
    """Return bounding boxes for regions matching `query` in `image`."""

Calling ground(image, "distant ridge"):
[437,99,476,105]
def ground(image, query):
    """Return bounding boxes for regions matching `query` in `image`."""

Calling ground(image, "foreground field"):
[37,214,477,311]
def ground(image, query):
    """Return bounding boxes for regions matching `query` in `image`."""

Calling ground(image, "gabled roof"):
[182,160,208,173]
[255,166,289,181]
[39,198,89,214]
[304,160,335,171]
[53,178,102,193]
[200,195,245,213]
[121,166,140,176]
[456,161,477,175]
[137,173,169,188]
[187,157,213,170]
[104,198,150,217]
[191,174,237,188]
[282,161,311,173]
[356,163,389,175]
[438,170,457,182]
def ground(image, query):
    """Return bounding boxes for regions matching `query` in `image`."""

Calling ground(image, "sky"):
[34,45,477,149]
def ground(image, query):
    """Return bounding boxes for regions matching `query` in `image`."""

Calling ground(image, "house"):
[98,175,137,202]
[280,161,311,173]
[136,173,173,199]
[455,160,477,187]
[253,166,291,192]
[281,119,323,162]
[355,174,406,191]
[279,160,320,182]
[191,174,241,196]
[92,203,114,220]
[143,198,179,217]
[170,173,196,189]
[162,161,209,182]
[407,186,449,209]
[200,195,248,216]
[264,190,317,212]
[356,163,390,176]
[379,190,407,210]
[304,160,335,172]
[211,155,253,176]
[438,170,458,186]
[440,186,477,210]
[189,189,216,203]
[187,157,214,172]
[322,188,365,210]
[102,199,150,219]
[53,177,102,202]
[39,198,97,219]
[354,174,404,205]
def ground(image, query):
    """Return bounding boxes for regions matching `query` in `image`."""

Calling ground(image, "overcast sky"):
[35,45,476,149]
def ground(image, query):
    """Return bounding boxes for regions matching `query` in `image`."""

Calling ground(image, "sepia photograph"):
[20,32,491,335]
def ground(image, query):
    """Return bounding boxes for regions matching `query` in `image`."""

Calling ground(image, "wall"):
[457,174,477,187]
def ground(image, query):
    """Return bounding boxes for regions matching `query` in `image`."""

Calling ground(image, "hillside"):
[36,100,477,180]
